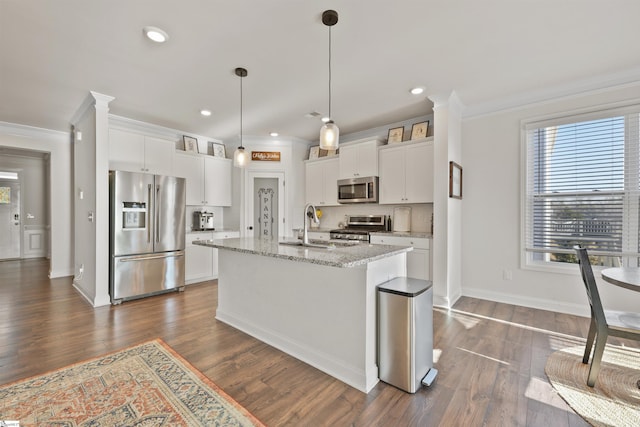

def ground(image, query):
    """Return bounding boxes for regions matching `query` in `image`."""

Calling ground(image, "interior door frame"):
[0,172,23,259]
[243,170,286,239]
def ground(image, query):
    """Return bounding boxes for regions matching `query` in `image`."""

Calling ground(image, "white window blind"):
[525,107,640,266]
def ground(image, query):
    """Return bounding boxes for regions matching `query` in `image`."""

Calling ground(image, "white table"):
[601,267,640,292]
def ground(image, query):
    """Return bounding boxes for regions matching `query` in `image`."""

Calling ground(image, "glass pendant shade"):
[319,120,339,150]
[233,146,248,168]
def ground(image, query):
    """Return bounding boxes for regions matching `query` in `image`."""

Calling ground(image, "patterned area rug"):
[545,345,640,427]
[0,339,265,426]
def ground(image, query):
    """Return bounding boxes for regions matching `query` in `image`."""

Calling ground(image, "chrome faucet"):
[302,203,320,245]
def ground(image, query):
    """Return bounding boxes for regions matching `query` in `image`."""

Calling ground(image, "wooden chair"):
[574,247,640,387]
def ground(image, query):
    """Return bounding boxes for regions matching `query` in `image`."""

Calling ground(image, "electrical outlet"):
[503,269,513,280]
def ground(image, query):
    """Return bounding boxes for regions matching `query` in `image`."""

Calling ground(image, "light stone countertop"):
[193,237,412,268]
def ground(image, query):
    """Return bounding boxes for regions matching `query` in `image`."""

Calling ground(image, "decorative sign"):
[251,151,281,162]
[258,188,274,238]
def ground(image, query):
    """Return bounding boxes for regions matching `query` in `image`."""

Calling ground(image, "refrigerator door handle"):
[147,184,152,243]
[118,253,185,262]
[156,185,161,243]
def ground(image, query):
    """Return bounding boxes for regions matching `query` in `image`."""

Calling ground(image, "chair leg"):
[587,330,608,387]
[583,317,597,364]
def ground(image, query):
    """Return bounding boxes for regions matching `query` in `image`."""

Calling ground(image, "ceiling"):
[2,1,640,143]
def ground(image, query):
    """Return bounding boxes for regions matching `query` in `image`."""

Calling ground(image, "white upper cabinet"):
[305,158,339,206]
[338,139,382,179]
[174,152,232,206]
[174,153,204,205]
[379,141,434,204]
[204,156,232,207]
[109,128,174,175]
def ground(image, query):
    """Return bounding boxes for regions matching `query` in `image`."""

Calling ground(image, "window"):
[524,106,640,268]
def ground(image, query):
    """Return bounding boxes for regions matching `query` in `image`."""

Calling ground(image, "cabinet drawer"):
[370,235,430,250]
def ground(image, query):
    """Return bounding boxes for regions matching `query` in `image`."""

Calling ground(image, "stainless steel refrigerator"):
[109,170,186,304]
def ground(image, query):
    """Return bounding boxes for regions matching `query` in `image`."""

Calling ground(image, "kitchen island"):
[194,237,411,392]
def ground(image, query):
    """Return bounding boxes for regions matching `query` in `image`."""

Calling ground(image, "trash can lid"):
[377,277,432,297]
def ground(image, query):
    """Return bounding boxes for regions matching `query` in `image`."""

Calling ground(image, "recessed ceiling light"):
[270,132,279,137]
[143,26,169,43]
[410,87,424,95]
[200,109,212,117]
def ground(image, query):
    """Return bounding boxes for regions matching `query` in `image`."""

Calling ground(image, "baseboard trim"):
[49,268,73,279]
[462,287,590,318]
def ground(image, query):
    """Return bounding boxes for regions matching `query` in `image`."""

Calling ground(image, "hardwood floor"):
[2,258,635,426]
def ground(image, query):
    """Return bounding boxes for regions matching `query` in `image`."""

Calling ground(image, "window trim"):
[520,100,640,272]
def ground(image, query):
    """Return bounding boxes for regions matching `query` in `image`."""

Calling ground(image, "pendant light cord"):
[328,25,332,120]
[240,72,244,148]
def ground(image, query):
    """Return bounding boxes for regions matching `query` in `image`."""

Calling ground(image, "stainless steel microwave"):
[337,176,379,204]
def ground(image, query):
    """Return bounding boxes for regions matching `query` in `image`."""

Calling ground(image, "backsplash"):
[313,204,433,232]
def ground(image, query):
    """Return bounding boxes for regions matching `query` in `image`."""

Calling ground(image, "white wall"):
[0,122,72,277]
[71,91,113,307]
[462,83,640,316]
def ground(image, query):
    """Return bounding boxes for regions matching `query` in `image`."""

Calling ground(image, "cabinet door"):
[405,143,433,203]
[322,158,339,205]
[174,153,204,205]
[204,156,232,206]
[338,144,359,179]
[378,147,406,204]
[305,161,325,205]
[185,233,214,283]
[144,136,175,176]
[356,141,379,177]
[109,128,145,172]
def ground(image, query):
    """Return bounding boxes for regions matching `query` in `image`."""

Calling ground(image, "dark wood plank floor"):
[2,258,634,426]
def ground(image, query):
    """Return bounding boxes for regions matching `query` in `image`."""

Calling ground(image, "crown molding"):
[463,68,640,120]
[0,121,69,142]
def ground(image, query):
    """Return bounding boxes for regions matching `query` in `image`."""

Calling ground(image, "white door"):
[0,180,21,259]
[245,172,285,239]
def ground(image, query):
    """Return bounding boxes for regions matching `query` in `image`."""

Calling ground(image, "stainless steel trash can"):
[378,277,435,393]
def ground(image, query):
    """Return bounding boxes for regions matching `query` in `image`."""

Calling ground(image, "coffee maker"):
[193,211,215,231]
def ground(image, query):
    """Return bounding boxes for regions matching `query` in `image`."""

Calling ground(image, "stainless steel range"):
[330,215,388,242]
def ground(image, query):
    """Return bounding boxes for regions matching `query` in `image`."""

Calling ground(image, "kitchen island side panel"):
[215,249,405,393]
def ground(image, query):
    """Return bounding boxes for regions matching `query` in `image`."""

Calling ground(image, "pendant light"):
[233,67,249,168]
[319,10,339,151]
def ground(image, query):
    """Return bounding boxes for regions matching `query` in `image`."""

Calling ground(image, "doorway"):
[0,178,21,259]
[244,172,285,239]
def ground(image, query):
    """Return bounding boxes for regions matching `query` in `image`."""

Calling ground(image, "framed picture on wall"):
[209,142,226,158]
[449,161,463,199]
[309,145,320,160]
[387,126,404,144]
[411,121,429,140]
[183,135,198,153]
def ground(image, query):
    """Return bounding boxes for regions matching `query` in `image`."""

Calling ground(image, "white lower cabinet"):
[369,235,431,280]
[186,231,239,284]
